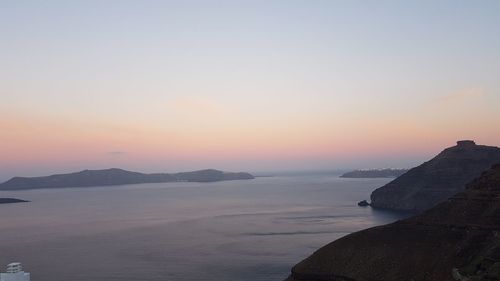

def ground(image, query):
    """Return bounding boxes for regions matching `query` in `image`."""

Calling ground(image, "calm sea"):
[0,174,406,281]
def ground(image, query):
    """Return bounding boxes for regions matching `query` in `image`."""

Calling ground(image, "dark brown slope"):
[286,164,500,281]
[371,140,500,211]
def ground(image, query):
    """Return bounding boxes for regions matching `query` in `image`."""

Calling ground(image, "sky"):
[1,0,500,180]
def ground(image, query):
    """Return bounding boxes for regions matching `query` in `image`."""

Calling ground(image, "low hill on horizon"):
[0,168,254,190]
[340,168,408,178]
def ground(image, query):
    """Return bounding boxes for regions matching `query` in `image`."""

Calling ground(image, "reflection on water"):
[0,175,407,281]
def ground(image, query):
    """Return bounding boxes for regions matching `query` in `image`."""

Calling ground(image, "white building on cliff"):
[0,263,30,281]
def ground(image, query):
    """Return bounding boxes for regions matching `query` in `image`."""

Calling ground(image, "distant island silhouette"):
[0,168,254,190]
[340,168,408,178]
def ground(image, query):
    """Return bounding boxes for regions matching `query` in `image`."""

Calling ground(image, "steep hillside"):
[286,164,500,281]
[371,140,500,211]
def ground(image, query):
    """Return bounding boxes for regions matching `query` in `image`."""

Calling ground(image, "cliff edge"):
[370,140,500,211]
[286,164,500,281]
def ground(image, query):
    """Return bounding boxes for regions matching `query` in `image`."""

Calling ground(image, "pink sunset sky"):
[1,1,499,180]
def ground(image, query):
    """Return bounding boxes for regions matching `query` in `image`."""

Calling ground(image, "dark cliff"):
[0,168,254,190]
[286,164,500,281]
[371,140,500,211]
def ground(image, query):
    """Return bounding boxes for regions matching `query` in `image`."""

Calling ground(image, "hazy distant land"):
[0,168,254,190]
[339,168,408,178]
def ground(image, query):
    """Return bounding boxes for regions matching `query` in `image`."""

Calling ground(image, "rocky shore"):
[285,164,500,281]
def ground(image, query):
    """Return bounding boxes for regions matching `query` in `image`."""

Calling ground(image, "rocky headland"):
[371,140,500,211]
[0,168,254,190]
[340,169,408,178]
[286,164,500,281]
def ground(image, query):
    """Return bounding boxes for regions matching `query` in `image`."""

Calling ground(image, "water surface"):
[0,175,406,281]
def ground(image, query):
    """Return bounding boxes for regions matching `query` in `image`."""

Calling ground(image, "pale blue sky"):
[1,1,500,179]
